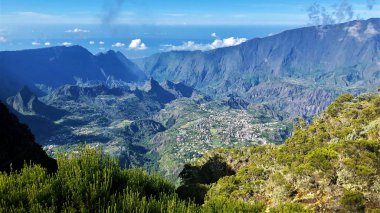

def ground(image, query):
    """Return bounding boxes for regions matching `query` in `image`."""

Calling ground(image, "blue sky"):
[1,0,378,26]
[0,0,379,57]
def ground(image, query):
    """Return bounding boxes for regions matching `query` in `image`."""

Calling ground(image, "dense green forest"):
[0,93,379,212]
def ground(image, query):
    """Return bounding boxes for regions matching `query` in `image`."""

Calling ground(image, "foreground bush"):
[179,93,380,211]
[0,148,198,212]
[0,148,270,212]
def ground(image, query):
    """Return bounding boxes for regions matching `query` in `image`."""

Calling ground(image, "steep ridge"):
[144,78,177,104]
[0,46,146,98]
[161,80,195,98]
[46,84,125,101]
[7,86,66,120]
[138,19,380,117]
[0,102,57,173]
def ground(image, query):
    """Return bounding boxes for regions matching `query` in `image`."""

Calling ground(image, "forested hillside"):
[178,93,380,212]
[1,92,379,212]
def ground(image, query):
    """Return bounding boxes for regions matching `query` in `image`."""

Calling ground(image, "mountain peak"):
[142,78,176,104]
[98,50,117,56]
[149,78,161,87]
[223,94,249,110]
[7,86,66,120]
[162,80,194,98]
[6,86,39,114]
[0,45,147,90]
[18,86,35,101]
[44,45,92,56]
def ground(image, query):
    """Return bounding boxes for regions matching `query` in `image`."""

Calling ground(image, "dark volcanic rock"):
[0,102,57,173]
[145,78,176,104]
[7,86,66,120]
[161,80,195,98]
[223,94,250,110]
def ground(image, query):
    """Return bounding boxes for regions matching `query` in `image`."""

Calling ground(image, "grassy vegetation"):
[0,148,266,212]
[178,93,380,211]
[2,93,379,212]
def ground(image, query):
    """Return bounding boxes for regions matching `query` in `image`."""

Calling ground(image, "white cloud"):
[211,37,247,48]
[364,23,379,36]
[99,41,105,45]
[65,28,90,33]
[346,22,362,39]
[31,41,41,46]
[0,36,7,43]
[112,42,125,47]
[61,42,72,46]
[161,41,205,51]
[128,39,147,50]
[89,41,95,45]
[162,37,247,51]
[44,42,51,46]
[345,22,379,41]
[211,32,217,38]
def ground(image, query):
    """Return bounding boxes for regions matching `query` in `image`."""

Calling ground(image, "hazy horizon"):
[0,0,379,58]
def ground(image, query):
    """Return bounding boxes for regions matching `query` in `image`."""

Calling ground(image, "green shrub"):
[270,202,311,213]
[340,190,366,213]
[304,148,338,173]
[203,197,265,213]
[336,94,354,103]
[0,147,197,212]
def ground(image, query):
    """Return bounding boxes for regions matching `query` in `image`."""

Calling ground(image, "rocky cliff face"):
[6,86,66,121]
[0,102,57,173]
[46,84,125,101]
[137,19,380,117]
[144,78,177,104]
[161,81,195,98]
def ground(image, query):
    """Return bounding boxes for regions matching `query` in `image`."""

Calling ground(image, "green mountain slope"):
[1,93,378,212]
[29,82,289,178]
[137,19,380,118]
[151,96,291,181]
[178,93,380,211]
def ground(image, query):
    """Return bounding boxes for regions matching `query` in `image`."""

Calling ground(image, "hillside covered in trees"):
[178,93,380,212]
[0,93,379,212]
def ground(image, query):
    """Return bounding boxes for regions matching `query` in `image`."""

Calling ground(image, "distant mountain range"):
[1,19,378,118]
[0,19,379,179]
[0,45,146,99]
[136,18,380,117]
